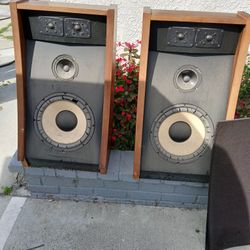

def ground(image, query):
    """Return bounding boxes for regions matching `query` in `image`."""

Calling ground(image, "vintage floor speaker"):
[134,9,250,180]
[10,1,116,173]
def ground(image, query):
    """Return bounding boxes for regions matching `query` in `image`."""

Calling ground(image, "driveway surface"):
[0,197,206,250]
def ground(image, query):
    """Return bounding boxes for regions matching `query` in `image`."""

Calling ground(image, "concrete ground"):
[0,3,16,192]
[0,67,17,192]
[0,196,206,250]
[0,5,14,67]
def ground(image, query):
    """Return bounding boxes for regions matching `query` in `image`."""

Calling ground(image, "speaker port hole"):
[56,110,78,132]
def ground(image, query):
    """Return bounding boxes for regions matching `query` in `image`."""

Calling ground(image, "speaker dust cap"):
[150,104,214,163]
[52,55,79,80]
[34,93,95,151]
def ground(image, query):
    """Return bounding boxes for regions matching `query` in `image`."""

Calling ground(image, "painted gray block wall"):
[9,151,208,208]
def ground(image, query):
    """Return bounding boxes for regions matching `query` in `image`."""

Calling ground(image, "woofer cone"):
[150,104,214,163]
[34,93,95,151]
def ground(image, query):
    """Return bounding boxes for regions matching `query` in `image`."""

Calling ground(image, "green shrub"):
[2,186,13,195]
[236,56,250,118]
[111,41,140,150]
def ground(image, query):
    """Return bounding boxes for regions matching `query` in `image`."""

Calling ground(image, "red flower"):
[116,57,126,63]
[122,111,126,116]
[235,111,240,118]
[125,42,137,49]
[115,86,125,93]
[117,41,122,46]
[126,79,132,84]
[127,66,135,73]
[111,136,116,141]
[116,58,123,63]
[239,100,246,109]
[122,75,127,81]
[126,113,132,121]
[116,70,122,77]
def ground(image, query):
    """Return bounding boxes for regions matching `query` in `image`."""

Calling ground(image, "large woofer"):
[174,65,202,92]
[52,54,79,80]
[34,93,95,151]
[150,104,214,163]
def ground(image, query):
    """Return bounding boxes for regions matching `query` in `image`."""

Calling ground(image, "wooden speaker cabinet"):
[134,9,250,180]
[10,0,116,173]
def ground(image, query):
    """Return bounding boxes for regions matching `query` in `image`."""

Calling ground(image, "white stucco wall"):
[54,0,250,42]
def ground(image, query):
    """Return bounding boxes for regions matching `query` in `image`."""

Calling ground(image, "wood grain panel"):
[17,1,109,15]
[133,8,151,179]
[10,1,28,166]
[226,12,250,119]
[99,7,117,174]
[151,10,246,24]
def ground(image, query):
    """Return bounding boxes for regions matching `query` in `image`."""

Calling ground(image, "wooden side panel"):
[151,10,246,25]
[17,1,108,16]
[133,8,151,179]
[226,12,250,119]
[10,2,27,165]
[99,8,116,174]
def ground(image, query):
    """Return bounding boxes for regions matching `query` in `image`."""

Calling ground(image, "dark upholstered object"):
[206,118,250,250]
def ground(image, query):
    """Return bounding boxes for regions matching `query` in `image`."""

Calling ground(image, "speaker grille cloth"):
[206,118,250,250]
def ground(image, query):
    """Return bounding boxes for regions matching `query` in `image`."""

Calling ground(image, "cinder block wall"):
[52,0,250,44]
[9,151,208,207]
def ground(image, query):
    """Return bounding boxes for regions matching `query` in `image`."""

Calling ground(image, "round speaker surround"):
[52,55,79,80]
[150,104,214,163]
[34,93,95,151]
[174,65,202,92]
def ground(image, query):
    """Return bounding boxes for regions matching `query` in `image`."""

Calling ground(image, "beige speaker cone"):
[158,112,206,156]
[42,100,87,144]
